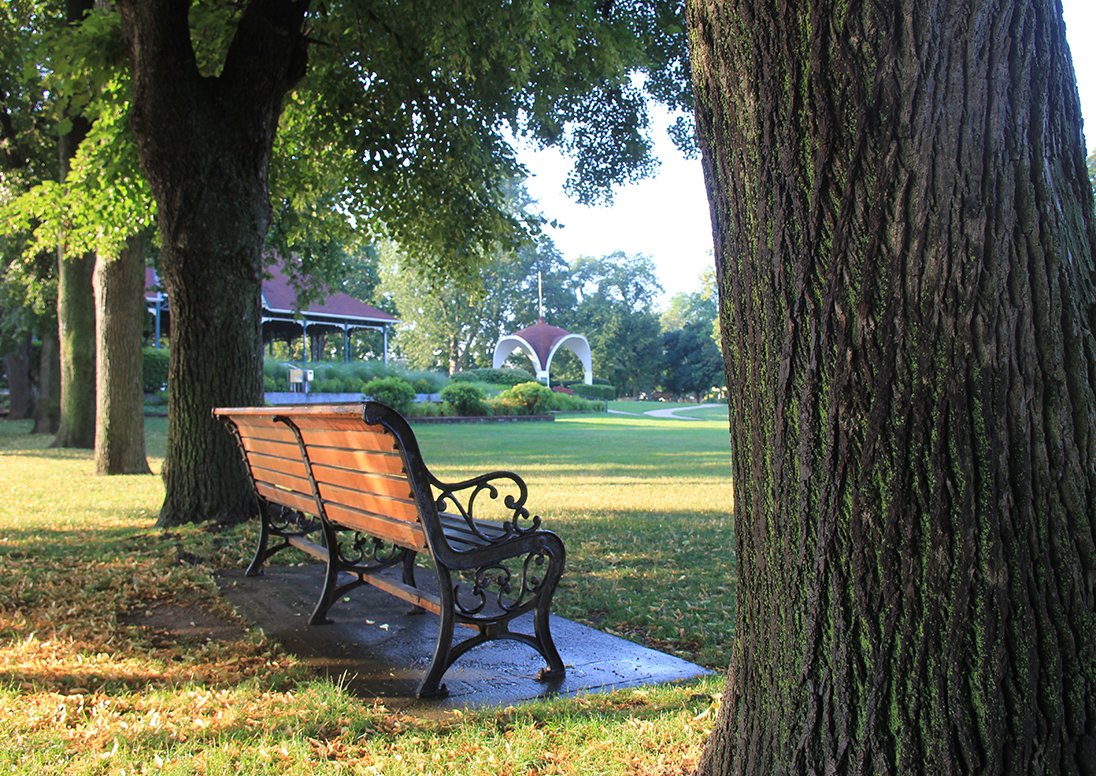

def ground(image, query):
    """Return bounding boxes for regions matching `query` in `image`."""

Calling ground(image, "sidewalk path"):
[642,403,724,420]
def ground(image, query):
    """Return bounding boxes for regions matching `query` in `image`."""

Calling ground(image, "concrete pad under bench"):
[217,565,712,711]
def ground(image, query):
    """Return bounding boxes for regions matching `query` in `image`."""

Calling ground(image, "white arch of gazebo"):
[492,332,592,386]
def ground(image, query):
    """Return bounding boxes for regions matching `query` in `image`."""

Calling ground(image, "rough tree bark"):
[93,232,151,475]
[52,0,97,449]
[116,0,308,525]
[687,0,1095,773]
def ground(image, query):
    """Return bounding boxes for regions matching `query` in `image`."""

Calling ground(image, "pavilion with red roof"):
[492,318,592,386]
[145,263,398,362]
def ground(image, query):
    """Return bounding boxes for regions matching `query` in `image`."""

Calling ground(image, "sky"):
[520,0,1096,307]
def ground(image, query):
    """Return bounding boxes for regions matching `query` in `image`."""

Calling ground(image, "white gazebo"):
[492,318,592,386]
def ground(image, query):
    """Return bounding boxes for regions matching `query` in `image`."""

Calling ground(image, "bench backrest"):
[214,405,430,552]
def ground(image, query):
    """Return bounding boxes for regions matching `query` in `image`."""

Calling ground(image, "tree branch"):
[220,0,310,109]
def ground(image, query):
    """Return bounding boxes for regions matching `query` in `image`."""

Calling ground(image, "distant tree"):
[661,323,722,400]
[659,270,723,400]
[93,231,150,474]
[569,252,664,395]
[0,0,62,432]
[378,242,484,374]
[5,5,155,469]
[660,267,717,332]
[380,226,574,374]
[50,0,98,450]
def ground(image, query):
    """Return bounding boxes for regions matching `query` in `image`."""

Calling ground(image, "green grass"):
[0,414,733,774]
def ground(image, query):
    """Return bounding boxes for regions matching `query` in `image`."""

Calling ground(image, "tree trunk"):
[32,326,60,435]
[117,0,308,525]
[4,336,35,419]
[51,0,97,449]
[688,1,1095,773]
[93,233,151,475]
[52,245,96,447]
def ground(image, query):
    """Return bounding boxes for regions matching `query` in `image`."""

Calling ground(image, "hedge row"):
[450,367,535,387]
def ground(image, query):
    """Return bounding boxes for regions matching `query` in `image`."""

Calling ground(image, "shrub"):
[402,370,447,393]
[497,381,554,414]
[441,383,488,416]
[312,377,350,394]
[142,347,170,393]
[363,376,416,415]
[571,383,616,401]
[407,401,443,418]
[451,367,535,387]
[546,392,605,412]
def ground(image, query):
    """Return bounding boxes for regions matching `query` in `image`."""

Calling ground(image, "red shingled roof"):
[261,264,396,323]
[145,263,396,324]
[509,319,572,368]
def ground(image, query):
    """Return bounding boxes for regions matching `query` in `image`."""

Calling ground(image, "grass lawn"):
[0,413,733,774]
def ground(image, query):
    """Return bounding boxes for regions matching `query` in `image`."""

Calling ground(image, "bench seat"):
[214,401,566,698]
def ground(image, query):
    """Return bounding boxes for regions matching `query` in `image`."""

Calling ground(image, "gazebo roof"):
[260,264,396,325]
[508,319,572,368]
[145,263,397,327]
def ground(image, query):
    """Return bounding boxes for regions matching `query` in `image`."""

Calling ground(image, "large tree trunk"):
[117,0,308,525]
[93,233,151,475]
[688,1,1095,773]
[51,0,97,449]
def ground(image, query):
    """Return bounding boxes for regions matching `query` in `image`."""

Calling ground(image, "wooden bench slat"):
[239,437,301,459]
[247,451,310,480]
[310,464,414,500]
[289,415,390,436]
[318,482,419,523]
[360,570,442,616]
[323,502,427,551]
[255,482,317,516]
[298,427,400,453]
[231,419,300,445]
[252,468,314,497]
[305,447,406,476]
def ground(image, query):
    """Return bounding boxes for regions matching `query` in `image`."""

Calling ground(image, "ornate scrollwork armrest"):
[429,470,542,541]
[452,547,553,616]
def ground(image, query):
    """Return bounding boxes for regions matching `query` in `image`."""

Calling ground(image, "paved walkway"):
[218,566,710,711]
[641,403,723,420]
[608,403,725,420]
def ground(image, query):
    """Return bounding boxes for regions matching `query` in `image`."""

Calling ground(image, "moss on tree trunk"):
[687,0,1096,772]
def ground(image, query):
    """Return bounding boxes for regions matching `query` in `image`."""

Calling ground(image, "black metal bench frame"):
[216,401,566,698]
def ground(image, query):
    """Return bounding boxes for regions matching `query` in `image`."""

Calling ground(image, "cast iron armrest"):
[428,470,542,543]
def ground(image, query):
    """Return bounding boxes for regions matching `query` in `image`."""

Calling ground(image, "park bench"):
[213,402,566,698]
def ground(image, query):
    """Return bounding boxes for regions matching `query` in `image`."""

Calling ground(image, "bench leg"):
[245,502,276,576]
[534,593,565,681]
[308,521,342,625]
[417,570,455,699]
[534,537,566,680]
